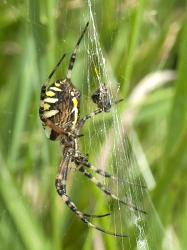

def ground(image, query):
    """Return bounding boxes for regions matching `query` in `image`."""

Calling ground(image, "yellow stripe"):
[44,103,50,110]
[46,90,55,97]
[55,82,60,87]
[71,97,78,125]
[72,97,78,106]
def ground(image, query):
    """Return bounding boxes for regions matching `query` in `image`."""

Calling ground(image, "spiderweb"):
[0,0,180,250]
[81,3,149,249]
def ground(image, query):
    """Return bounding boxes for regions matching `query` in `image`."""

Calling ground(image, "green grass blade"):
[0,154,51,250]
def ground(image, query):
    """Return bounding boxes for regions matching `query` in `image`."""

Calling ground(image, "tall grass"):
[0,0,187,249]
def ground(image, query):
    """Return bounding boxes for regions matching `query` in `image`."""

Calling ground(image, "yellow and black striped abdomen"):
[43,79,81,140]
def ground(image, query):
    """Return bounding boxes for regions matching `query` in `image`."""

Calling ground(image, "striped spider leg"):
[73,154,147,214]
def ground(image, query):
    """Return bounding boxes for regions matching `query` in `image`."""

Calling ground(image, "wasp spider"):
[39,22,146,237]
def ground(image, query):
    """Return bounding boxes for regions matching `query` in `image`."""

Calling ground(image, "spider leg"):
[61,194,128,237]
[44,54,67,87]
[112,99,124,105]
[83,161,146,188]
[67,22,89,80]
[81,213,110,218]
[39,116,70,137]
[78,166,147,214]
[55,147,110,219]
[76,108,103,132]
[76,99,124,133]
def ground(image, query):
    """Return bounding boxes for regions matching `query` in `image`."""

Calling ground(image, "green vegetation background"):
[0,0,187,249]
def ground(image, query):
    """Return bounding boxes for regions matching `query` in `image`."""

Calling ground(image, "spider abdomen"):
[43,79,81,140]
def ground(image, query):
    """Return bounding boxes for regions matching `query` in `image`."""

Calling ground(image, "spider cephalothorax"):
[39,22,146,237]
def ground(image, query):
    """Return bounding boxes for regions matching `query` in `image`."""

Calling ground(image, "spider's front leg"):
[76,97,123,133]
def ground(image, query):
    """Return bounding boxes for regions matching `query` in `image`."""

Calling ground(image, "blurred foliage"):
[0,0,187,249]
